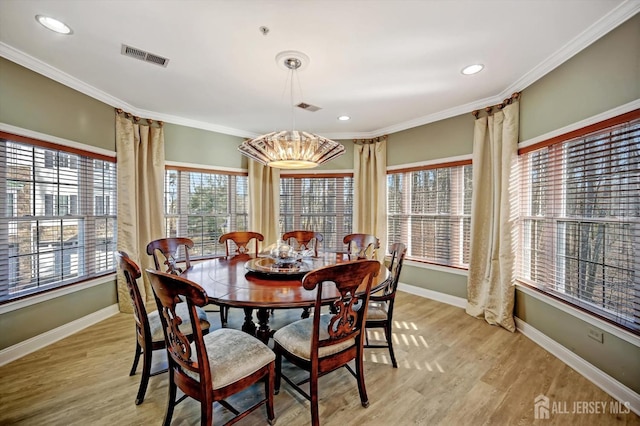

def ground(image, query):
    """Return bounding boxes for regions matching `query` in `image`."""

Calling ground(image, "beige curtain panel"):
[353,137,387,260]
[115,111,166,313]
[466,101,519,332]
[249,159,280,249]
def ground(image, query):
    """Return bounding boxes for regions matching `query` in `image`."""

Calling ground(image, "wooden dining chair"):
[364,242,407,368]
[217,231,265,325]
[219,231,264,256]
[343,233,380,259]
[145,268,276,426]
[282,230,324,256]
[146,237,194,275]
[273,260,380,426]
[115,251,211,405]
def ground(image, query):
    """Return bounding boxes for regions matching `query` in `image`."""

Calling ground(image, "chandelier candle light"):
[238,52,345,169]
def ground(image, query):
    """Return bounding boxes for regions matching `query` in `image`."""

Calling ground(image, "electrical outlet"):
[587,328,604,343]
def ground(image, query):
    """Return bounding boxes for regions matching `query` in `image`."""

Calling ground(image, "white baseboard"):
[515,317,640,416]
[0,304,120,367]
[398,282,467,309]
[398,283,639,417]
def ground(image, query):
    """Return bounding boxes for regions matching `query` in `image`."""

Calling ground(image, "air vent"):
[121,44,169,67]
[296,102,321,112]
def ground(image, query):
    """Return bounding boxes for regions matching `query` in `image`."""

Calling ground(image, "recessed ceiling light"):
[461,64,484,75]
[338,115,350,121]
[35,15,73,35]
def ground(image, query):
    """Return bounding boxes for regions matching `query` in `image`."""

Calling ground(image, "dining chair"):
[145,268,276,426]
[219,231,264,256]
[218,231,265,326]
[282,230,324,256]
[273,259,380,426]
[364,242,407,368]
[343,233,380,259]
[115,251,211,405]
[146,237,194,275]
[146,237,224,323]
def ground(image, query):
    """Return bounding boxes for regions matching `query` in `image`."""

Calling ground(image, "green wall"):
[0,13,638,393]
[520,13,640,142]
[388,113,474,166]
[0,57,118,350]
[0,58,115,151]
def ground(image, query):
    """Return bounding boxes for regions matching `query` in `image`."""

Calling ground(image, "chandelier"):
[238,52,345,169]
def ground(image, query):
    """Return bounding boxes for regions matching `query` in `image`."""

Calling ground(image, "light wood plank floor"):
[1,292,637,425]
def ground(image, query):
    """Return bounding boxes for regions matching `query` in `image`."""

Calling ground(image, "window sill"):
[515,281,640,347]
[0,274,116,315]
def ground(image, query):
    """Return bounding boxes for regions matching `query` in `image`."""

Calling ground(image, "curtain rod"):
[115,108,163,127]
[472,92,520,119]
[353,135,388,145]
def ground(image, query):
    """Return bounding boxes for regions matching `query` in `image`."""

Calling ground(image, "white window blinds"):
[387,162,472,267]
[165,167,248,258]
[518,117,639,332]
[0,135,117,302]
[280,174,353,252]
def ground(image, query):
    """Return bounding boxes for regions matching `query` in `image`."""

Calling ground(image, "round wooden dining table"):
[181,253,390,343]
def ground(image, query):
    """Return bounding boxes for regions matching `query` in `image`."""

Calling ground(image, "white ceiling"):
[0,1,638,139]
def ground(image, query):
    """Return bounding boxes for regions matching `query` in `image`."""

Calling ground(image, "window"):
[280,174,353,252]
[387,162,472,267]
[0,135,117,303]
[165,167,248,257]
[518,117,639,332]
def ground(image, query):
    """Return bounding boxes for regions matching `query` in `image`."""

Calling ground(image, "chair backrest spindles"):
[343,233,380,259]
[282,230,323,256]
[219,231,264,256]
[146,237,194,274]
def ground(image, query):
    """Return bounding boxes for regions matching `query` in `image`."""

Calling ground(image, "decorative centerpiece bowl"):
[268,241,301,267]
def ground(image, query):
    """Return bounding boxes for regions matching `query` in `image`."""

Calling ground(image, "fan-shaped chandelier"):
[238,52,345,169]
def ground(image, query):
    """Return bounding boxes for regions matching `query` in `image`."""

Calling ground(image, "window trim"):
[164,164,249,258]
[387,158,472,268]
[517,110,640,335]
[0,130,117,304]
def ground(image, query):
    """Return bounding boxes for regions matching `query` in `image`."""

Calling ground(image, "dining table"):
[181,252,390,343]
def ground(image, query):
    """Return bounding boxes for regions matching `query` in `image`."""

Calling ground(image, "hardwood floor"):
[1,292,637,425]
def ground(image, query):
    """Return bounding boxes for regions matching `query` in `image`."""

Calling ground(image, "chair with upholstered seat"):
[273,260,380,426]
[146,268,276,426]
[343,233,380,259]
[115,251,211,405]
[364,242,407,368]
[146,237,194,275]
[146,237,224,323]
[219,231,264,256]
[282,230,323,256]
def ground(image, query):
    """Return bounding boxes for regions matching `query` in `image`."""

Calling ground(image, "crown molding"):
[0,42,256,140]
[2,1,637,140]
[500,0,640,100]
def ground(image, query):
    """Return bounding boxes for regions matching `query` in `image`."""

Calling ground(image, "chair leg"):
[163,369,177,426]
[384,322,398,368]
[200,396,213,426]
[129,341,142,376]
[220,306,228,328]
[135,343,153,405]
[274,351,282,395]
[355,349,369,408]
[310,369,320,426]
[265,362,276,424]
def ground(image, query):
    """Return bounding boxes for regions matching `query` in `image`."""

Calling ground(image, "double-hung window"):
[279,173,353,252]
[387,161,472,268]
[0,133,117,303]
[164,167,248,257]
[518,116,639,332]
